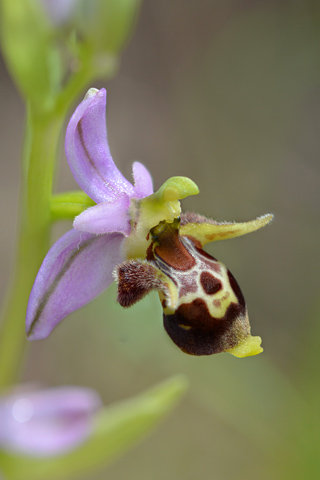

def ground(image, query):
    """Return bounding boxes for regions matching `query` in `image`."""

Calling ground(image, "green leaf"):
[0,375,188,480]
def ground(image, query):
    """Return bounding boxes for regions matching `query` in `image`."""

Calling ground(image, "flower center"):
[123,176,199,260]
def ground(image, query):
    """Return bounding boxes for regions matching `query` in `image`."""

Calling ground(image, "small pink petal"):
[65,88,134,203]
[73,194,131,235]
[0,386,101,456]
[132,161,153,199]
[26,229,124,340]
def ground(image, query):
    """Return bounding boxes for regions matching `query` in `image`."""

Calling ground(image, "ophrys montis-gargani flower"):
[26,87,273,358]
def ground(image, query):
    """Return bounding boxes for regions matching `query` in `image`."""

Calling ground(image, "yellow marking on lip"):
[205,229,240,240]
[177,262,237,320]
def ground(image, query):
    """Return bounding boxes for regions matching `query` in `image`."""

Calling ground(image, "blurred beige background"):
[1,1,320,479]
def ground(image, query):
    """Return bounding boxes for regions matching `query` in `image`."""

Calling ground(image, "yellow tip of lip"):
[227,335,263,358]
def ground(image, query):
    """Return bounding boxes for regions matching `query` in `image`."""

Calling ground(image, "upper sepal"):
[65,88,134,204]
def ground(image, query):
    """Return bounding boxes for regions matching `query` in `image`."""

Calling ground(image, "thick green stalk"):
[0,107,64,390]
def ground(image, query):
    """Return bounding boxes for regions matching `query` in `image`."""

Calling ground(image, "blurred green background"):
[1,1,320,478]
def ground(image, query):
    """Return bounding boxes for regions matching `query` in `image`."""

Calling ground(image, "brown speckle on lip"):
[200,271,222,295]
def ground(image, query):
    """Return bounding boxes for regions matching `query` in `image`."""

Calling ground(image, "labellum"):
[115,215,264,358]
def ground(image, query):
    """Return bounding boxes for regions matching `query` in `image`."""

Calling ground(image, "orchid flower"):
[0,386,101,456]
[26,87,273,358]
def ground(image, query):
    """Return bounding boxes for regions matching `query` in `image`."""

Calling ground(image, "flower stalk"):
[50,191,96,221]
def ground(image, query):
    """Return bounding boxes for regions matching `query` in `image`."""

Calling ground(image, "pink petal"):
[0,386,101,456]
[26,229,124,340]
[132,161,153,199]
[65,88,134,203]
[73,193,131,235]
[41,0,78,25]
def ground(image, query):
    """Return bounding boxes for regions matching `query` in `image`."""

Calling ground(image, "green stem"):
[0,107,64,390]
